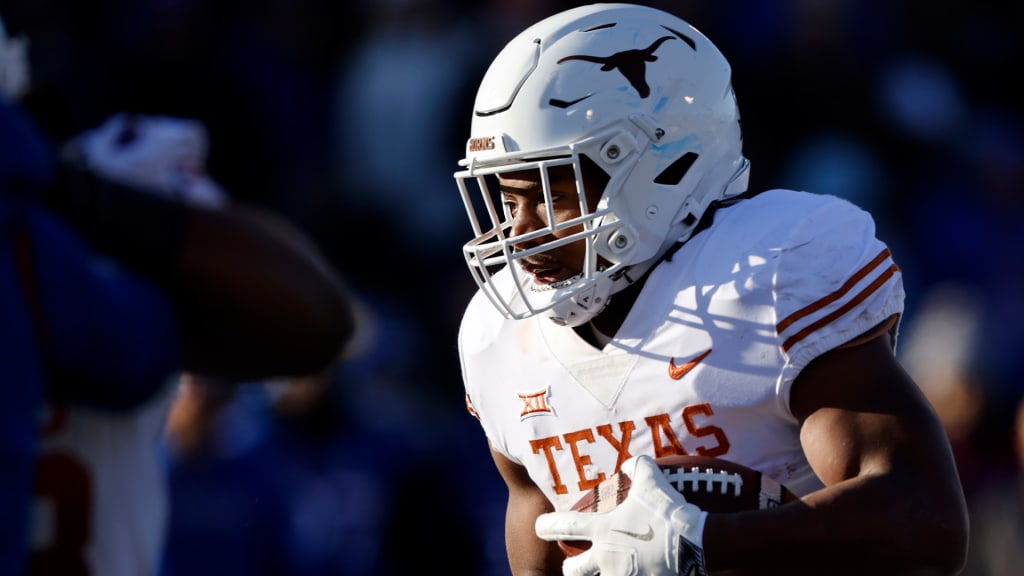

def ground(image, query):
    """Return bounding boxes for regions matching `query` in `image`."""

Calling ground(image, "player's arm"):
[491,446,565,576]
[47,154,353,383]
[701,323,969,574]
[173,201,352,379]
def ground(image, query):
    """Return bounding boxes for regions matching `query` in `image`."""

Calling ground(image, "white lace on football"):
[663,466,744,497]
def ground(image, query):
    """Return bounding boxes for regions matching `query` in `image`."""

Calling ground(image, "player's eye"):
[548,184,582,212]
[502,197,519,216]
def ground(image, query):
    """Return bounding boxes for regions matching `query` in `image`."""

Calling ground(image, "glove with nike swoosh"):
[535,454,709,576]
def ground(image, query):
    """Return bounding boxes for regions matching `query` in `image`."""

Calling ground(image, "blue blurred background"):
[4,0,1022,574]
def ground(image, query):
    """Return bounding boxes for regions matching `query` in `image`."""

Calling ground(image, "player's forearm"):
[49,157,189,284]
[174,204,353,380]
[49,155,353,380]
[701,471,968,575]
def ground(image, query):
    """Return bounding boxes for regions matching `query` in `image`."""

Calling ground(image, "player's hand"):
[47,114,229,283]
[535,455,709,576]
[63,113,226,207]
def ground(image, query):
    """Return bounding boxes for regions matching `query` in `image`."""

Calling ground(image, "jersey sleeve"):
[458,285,522,464]
[772,195,905,406]
[30,205,180,409]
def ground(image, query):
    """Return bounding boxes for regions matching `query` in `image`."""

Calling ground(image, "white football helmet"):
[455,3,749,327]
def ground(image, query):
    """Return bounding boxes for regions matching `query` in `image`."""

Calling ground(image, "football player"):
[1,17,353,576]
[30,113,233,576]
[454,4,968,575]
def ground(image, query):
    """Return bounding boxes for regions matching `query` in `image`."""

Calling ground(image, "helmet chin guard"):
[455,3,750,326]
[529,269,614,328]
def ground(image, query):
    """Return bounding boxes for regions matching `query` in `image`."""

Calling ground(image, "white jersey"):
[459,190,905,510]
[31,380,176,576]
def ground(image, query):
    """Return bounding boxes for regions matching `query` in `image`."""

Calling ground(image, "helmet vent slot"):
[654,152,698,185]
[581,22,617,33]
[662,26,697,50]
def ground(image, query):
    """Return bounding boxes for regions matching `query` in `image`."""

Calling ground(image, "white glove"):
[0,14,30,100]
[67,113,227,208]
[535,455,709,576]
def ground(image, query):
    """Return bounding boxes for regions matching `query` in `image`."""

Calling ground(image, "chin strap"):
[607,256,655,292]
[545,177,762,328]
[543,227,683,327]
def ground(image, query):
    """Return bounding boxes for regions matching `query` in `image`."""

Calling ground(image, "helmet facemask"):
[457,130,642,327]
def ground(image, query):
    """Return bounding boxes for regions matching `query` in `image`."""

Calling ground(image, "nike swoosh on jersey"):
[668,348,712,380]
[610,525,655,541]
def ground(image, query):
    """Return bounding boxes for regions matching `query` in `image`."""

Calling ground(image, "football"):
[558,455,799,557]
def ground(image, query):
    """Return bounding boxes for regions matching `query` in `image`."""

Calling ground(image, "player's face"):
[498,163,603,285]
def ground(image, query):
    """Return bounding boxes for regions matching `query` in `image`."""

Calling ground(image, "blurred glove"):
[48,114,227,282]
[65,113,227,208]
[0,14,30,100]
[536,455,709,576]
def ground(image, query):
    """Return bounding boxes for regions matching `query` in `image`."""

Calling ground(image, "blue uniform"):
[1,98,180,575]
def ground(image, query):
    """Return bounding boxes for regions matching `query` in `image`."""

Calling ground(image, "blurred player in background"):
[32,113,229,576]
[160,303,490,576]
[454,4,968,575]
[962,394,1024,575]
[1,12,353,575]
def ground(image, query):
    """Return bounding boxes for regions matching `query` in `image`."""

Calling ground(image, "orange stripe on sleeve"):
[781,263,900,353]
[776,248,891,334]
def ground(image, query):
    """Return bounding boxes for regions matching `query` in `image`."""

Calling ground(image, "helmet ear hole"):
[654,152,698,185]
[599,133,636,164]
